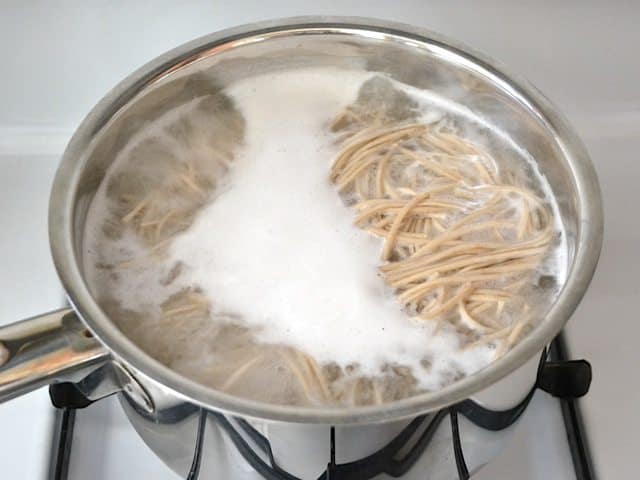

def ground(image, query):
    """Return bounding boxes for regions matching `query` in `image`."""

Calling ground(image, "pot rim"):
[49,16,603,424]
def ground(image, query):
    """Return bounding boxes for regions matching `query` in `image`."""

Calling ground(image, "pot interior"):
[52,20,599,424]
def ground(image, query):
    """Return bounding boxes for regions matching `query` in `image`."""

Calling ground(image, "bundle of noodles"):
[330,115,553,358]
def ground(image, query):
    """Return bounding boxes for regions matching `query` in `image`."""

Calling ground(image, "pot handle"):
[0,308,110,403]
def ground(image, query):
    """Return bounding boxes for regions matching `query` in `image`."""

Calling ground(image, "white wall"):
[0,0,638,153]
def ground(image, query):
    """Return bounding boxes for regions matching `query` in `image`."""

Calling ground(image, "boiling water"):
[83,67,566,406]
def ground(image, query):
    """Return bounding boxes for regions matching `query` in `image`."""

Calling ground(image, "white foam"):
[164,68,493,388]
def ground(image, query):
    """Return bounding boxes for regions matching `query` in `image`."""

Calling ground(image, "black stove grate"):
[47,334,594,480]
[550,335,596,480]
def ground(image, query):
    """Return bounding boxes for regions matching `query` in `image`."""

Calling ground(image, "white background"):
[1,1,638,478]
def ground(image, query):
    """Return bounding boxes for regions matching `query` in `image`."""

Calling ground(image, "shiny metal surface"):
[47,17,602,425]
[118,392,515,479]
[0,308,153,409]
[73,360,154,411]
[0,308,108,402]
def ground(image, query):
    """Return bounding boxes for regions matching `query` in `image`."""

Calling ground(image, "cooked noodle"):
[330,117,552,355]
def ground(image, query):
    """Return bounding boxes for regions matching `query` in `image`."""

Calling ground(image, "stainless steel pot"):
[0,17,602,479]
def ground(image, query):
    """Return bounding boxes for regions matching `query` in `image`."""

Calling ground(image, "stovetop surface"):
[1,1,638,478]
[60,388,575,480]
